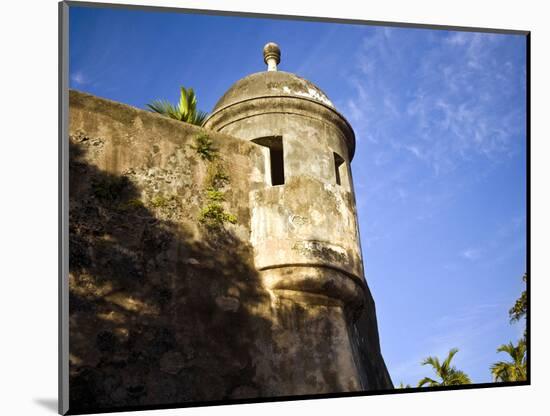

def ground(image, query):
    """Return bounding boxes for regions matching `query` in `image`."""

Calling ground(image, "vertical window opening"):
[334,152,345,186]
[252,136,285,186]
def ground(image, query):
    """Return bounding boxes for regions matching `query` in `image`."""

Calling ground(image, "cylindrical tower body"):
[205,70,365,310]
[204,44,392,394]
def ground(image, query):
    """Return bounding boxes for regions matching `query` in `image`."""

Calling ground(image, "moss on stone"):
[91,176,130,202]
[198,203,237,228]
[196,152,237,229]
[207,164,230,188]
[205,188,225,202]
[190,132,218,161]
[151,195,171,208]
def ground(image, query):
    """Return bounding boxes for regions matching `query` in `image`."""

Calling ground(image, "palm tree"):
[490,339,527,382]
[418,348,472,387]
[397,381,411,389]
[146,86,208,126]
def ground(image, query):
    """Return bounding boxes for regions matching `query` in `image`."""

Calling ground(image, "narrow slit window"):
[334,152,345,186]
[252,136,285,186]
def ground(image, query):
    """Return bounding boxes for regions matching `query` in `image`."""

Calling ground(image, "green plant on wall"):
[199,203,237,228]
[190,133,218,161]
[151,195,171,208]
[205,188,225,202]
[192,133,237,229]
[207,164,230,188]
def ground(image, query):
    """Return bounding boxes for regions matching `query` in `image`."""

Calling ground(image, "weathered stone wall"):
[68,90,270,411]
[68,90,391,413]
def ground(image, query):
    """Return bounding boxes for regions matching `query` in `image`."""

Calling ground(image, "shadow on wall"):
[68,140,273,412]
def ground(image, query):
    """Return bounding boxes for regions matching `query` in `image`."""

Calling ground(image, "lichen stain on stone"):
[288,214,309,229]
[291,240,348,263]
[281,85,334,107]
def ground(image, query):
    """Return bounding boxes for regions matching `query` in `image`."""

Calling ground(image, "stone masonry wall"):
[68,90,391,413]
[69,90,270,411]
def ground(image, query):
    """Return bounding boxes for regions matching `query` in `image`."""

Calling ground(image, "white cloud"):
[346,98,365,124]
[446,32,470,46]
[390,301,509,385]
[71,71,88,86]
[345,29,526,387]
[461,248,481,260]
[403,145,424,160]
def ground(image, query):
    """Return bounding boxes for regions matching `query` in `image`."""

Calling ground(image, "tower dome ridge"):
[211,70,335,113]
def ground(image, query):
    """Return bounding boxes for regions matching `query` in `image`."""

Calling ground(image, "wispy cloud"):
[403,144,425,160]
[345,29,525,177]
[345,28,526,256]
[461,248,481,261]
[71,70,89,86]
[445,32,471,46]
[390,302,508,385]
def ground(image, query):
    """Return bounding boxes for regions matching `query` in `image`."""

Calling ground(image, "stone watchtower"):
[67,42,392,410]
[204,43,392,393]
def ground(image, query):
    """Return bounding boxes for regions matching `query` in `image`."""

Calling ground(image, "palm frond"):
[419,348,470,387]
[177,87,191,120]
[421,356,441,371]
[146,86,209,126]
[418,377,439,387]
[496,342,514,355]
[442,348,459,371]
[146,100,177,117]
[193,110,209,126]
[446,369,471,385]
[491,339,527,382]
[491,361,512,381]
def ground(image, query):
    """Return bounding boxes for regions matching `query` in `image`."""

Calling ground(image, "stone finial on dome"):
[263,42,281,71]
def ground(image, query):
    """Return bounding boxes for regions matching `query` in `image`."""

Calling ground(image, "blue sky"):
[69,6,527,386]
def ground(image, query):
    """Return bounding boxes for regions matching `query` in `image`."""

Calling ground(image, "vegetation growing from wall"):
[68,134,272,411]
[199,202,237,228]
[207,164,230,188]
[191,133,218,161]
[89,132,237,229]
[151,195,173,208]
[191,133,237,229]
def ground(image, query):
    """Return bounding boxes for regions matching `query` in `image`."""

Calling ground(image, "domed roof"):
[212,70,335,112]
[205,43,355,159]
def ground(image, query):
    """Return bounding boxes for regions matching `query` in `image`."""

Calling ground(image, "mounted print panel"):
[59,1,529,414]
